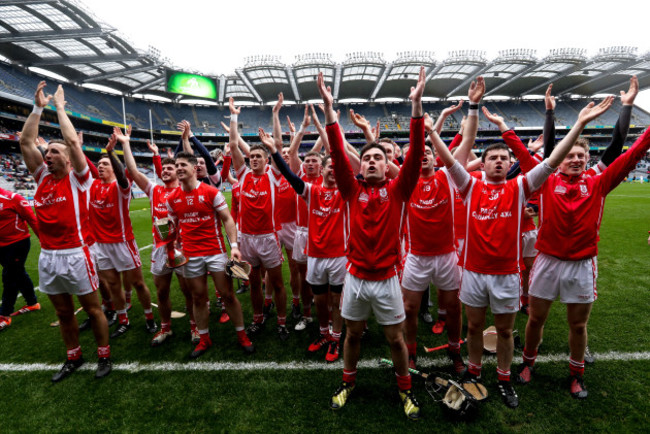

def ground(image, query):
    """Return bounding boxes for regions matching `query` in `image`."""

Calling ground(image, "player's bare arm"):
[114,127,150,191]
[52,85,86,174]
[20,81,50,174]
[228,97,246,172]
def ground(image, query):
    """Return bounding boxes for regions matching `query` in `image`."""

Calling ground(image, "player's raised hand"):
[301,105,311,127]
[220,121,230,133]
[423,113,434,133]
[273,93,283,115]
[316,72,333,107]
[310,104,322,127]
[34,81,52,108]
[545,84,556,111]
[350,109,371,130]
[229,97,241,115]
[441,100,464,118]
[112,126,129,144]
[408,66,426,101]
[106,134,118,153]
[166,147,174,158]
[468,76,485,103]
[286,115,295,134]
[621,75,639,106]
[77,132,84,145]
[528,134,544,153]
[258,127,276,153]
[146,139,159,155]
[577,96,614,125]
[481,106,504,125]
[52,85,66,108]
[224,142,231,156]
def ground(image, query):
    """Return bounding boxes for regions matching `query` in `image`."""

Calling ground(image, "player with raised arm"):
[228,97,290,340]
[400,80,482,374]
[0,187,40,330]
[515,84,648,399]
[89,129,156,338]
[166,151,253,357]
[320,67,425,420]
[114,128,197,347]
[432,91,614,408]
[19,82,111,381]
[262,113,347,362]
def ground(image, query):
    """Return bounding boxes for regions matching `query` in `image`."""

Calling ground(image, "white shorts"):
[150,245,184,277]
[278,221,296,250]
[239,232,283,269]
[529,252,597,304]
[292,226,308,264]
[459,269,521,314]
[95,240,142,272]
[522,229,539,259]
[307,256,347,286]
[401,251,461,292]
[341,274,405,325]
[38,246,99,296]
[183,253,228,279]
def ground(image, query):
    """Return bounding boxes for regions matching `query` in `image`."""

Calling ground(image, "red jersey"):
[0,188,38,247]
[89,179,134,243]
[537,128,650,260]
[454,171,483,242]
[459,176,530,275]
[230,182,240,223]
[236,165,281,235]
[33,164,92,250]
[166,181,228,257]
[144,181,179,248]
[303,183,348,258]
[275,175,297,224]
[296,167,323,228]
[404,168,456,256]
[326,117,424,280]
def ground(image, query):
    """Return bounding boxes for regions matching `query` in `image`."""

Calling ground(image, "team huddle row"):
[3,66,649,421]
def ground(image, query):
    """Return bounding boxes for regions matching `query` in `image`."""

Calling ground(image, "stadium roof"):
[1,1,650,104]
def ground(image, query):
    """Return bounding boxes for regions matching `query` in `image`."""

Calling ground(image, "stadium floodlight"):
[595,46,638,62]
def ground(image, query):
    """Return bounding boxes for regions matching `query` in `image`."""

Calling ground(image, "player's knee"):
[497,328,513,340]
[466,321,483,336]
[569,321,587,335]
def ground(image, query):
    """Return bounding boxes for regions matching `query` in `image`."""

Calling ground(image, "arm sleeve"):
[108,151,129,189]
[85,155,99,179]
[543,109,556,158]
[447,161,471,193]
[525,160,554,193]
[271,151,305,195]
[153,154,162,178]
[502,129,538,173]
[600,127,650,194]
[190,136,217,175]
[174,138,183,156]
[395,117,425,201]
[601,105,632,167]
[506,161,522,180]
[326,122,358,201]
[435,133,462,167]
[220,156,232,181]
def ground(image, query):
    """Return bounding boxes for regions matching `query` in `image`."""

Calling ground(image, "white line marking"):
[608,194,650,198]
[1,351,649,372]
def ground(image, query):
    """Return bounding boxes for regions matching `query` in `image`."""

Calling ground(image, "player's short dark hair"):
[378,137,397,148]
[481,143,509,162]
[249,144,269,156]
[175,151,198,166]
[322,155,332,167]
[304,151,323,162]
[161,157,175,166]
[423,137,433,152]
[360,142,387,161]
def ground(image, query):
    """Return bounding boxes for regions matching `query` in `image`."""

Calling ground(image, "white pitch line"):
[1,351,649,372]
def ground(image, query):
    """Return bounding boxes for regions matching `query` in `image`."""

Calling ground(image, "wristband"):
[230,242,238,249]
[298,126,306,135]
[32,105,43,115]
[468,108,479,117]
[230,114,238,123]
[469,103,479,110]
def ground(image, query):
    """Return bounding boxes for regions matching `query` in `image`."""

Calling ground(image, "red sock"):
[67,346,82,361]
[342,369,357,384]
[396,372,412,391]
[97,345,111,358]
[448,340,461,354]
[118,312,129,325]
[406,342,417,358]
[161,322,171,333]
[523,348,538,367]
[264,297,273,307]
[468,361,482,377]
[144,309,153,321]
[569,358,585,377]
[277,316,286,327]
[292,297,300,306]
[236,329,248,342]
[253,314,264,324]
[497,367,511,382]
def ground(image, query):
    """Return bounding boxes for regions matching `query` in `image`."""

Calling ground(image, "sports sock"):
[253,313,264,324]
[406,342,417,358]
[448,340,461,354]
[144,308,153,320]
[264,296,273,307]
[437,309,447,321]
[125,291,132,304]
[395,372,412,391]
[189,320,197,328]
[97,345,110,358]
[319,326,329,337]
[497,367,511,382]
[161,322,171,332]
[236,328,248,342]
[331,331,341,342]
[523,348,538,366]
[292,296,300,306]
[468,361,482,377]
[342,369,357,385]
[67,346,82,361]
[117,309,129,325]
[277,316,286,327]
[198,329,210,343]
[569,358,585,377]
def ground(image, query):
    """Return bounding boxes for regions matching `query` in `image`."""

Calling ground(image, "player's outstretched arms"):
[228,97,246,172]
[350,109,375,144]
[115,127,150,191]
[287,105,309,172]
[433,101,464,134]
[430,131,470,193]
[106,129,129,189]
[20,81,50,174]
[454,77,484,168]
[543,84,556,158]
[271,93,285,160]
[270,145,306,196]
[52,85,86,173]
[600,76,638,167]
[146,140,163,178]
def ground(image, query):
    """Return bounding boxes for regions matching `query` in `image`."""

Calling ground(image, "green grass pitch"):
[1,183,649,433]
